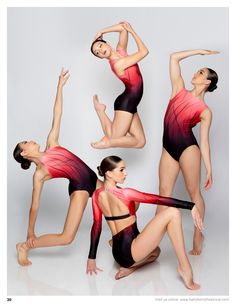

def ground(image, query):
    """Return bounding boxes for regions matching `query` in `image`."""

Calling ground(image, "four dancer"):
[13,23,220,290]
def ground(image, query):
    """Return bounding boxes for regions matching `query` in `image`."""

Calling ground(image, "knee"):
[169,207,181,220]
[159,184,172,197]
[187,186,201,200]
[60,233,75,245]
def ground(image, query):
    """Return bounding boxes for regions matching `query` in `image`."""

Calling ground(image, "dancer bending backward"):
[86,156,203,290]
[14,69,103,266]
[157,49,219,255]
[90,22,148,149]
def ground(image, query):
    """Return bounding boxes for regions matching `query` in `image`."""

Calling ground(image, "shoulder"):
[45,144,61,150]
[33,169,45,185]
[200,107,212,120]
[93,187,105,199]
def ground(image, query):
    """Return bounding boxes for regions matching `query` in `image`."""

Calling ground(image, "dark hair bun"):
[97,166,104,177]
[21,160,31,170]
[208,84,217,92]
[206,68,218,93]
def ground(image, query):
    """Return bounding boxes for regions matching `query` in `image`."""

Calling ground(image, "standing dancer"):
[157,49,219,255]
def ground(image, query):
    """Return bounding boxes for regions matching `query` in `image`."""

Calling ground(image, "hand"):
[86,259,103,275]
[191,206,203,232]
[204,171,213,190]
[120,22,134,33]
[26,233,36,248]
[58,68,70,88]
[199,50,220,55]
[94,31,103,40]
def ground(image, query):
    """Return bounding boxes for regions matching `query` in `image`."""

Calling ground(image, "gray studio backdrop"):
[8,6,228,290]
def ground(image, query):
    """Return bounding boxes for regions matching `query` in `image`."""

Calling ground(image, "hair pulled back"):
[206,68,218,92]
[97,156,122,177]
[90,38,107,57]
[13,143,32,170]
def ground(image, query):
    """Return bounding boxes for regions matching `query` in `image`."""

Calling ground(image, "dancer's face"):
[191,68,211,87]
[108,160,127,184]
[92,41,111,59]
[19,140,40,156]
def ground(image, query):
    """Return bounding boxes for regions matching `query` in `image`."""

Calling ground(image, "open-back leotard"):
[163,88,208,161]
[88,186,194,268]
[41,146,97,196]
[109,47,143,114]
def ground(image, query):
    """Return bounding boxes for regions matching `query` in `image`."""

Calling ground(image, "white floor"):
[7,212,229,296]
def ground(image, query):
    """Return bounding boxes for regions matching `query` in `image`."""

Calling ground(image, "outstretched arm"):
[169,49,219,99]
[114,22,148,72]
[123,188,194,210]
[94,22,128,50]
[46,68,70,149]
[123,188,203,232]
[200,108,213,190]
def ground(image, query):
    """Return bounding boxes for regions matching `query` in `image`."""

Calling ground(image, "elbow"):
[200,142,210,153]
[143,48,149,57]
[140,48,149,58]
[170,53,179,61]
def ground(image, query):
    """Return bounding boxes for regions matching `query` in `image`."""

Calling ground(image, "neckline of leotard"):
[172,88,207,105]
[109,48,126,64]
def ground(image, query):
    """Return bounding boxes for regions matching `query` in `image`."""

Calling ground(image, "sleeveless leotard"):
[109,47,143,114]
[163,88,208,161]
[88,186,194,267]
[41,146,97,196]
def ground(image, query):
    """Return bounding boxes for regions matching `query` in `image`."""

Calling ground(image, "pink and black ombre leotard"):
[88,186,194,268]
[109,47,143,114]
[41,146,97,196]
[163,88,208,161]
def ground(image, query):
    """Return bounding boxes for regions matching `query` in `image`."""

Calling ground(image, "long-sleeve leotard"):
[88,186,194,259]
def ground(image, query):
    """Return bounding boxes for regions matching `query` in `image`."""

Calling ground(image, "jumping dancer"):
[90,22,148,149]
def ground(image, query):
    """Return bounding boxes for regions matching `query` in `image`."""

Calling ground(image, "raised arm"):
[26,170,44,248]
[86,192,103,275]
[114,22,149,72]
[169,49,219,99]
[200,108,213,190]
[46,68,70,149]
[94,22,128,50]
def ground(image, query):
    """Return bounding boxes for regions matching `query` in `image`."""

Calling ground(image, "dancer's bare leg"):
[180,145,205,255]
[130,208,200,290]
[115,247,161,280]
[92,112,146,149]
[156,148,180,215]
[16,191,89,266]
[93,95,112,137]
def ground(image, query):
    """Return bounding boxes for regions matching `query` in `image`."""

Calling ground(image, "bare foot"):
[115,267,136,280]
[177,266,200,290]
[189,233,204,256]
[16,243,32,266]
[91,136,110,149]
[115,247,161,280]
[93,94,106,112]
